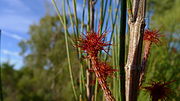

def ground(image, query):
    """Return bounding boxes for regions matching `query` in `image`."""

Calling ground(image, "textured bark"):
[139,41,152,86]
[91,57,115,101]
[86,69,93,101]
[125,0,146,101]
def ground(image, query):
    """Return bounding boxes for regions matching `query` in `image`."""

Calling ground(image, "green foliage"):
[138,0,180,100]
[149,0,180,33]
[1,0,179,101]
[2,15,80,101]
[138,43,180,101]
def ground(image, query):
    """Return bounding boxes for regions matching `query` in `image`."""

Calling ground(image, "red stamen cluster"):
[77,31,110,57]
[139,29,162,86]
[76,29,116,101]
[144,29,161,44]
[89,61,118,80]
[143,81,174,101]
[98,61,118,79]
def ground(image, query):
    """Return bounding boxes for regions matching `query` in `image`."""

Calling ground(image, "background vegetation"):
[1,0,179,101]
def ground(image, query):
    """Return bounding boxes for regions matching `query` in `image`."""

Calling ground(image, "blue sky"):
[0,0,85,69]
[0,0,120,69]
[0,0,46,69]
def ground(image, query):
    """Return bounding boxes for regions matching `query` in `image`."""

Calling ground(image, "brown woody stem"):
[91,57,115,101]
[125,0,146,101]
[139,41,152,86]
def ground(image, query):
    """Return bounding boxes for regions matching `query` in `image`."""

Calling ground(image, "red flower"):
[98,61,118,79]
[89,61,118,80]
[143,81,175,101]
[77,31,110,57]
[144,29,162,44]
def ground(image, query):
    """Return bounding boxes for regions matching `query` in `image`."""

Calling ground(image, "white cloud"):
[1,30,25,41]
[0,14,34,33]
[1,49,23,70]
[1,49,19,57]
[0,0,39,34]
[2,0,31,12]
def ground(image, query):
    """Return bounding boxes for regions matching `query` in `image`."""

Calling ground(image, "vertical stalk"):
[0,30,3,101]
[62,1,78,100]
[119,0,127,101]
[125,0,146,101]
[81,0,87,32]
[112,35,116,98]
[94,79,98,101]
[91,57,115,101]
[139,41,152,86]
[51,0,78,100]
[90,0,96,31]
[104,0,112,31]
[72,0,79,36]
[87,1,96,101]
[105,0,120,61]
[51,0,64,25]
[99,0,104,33]
[87,0,91,31]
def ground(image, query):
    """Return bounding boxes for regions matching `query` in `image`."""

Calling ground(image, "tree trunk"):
[125,0,146,101]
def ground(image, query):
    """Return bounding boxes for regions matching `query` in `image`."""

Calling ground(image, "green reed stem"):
[51,0,64,25]
[104,0,112,31]
[99,0,104,33]
[87,0,91,31]
[115,24,120,100]
[66,0,76,38]
[62,1,78,99]
[105,0,120,61]
[52,0,78,100]
[119,0,127,101]
[127,0,133,17]
[81,0,86,32]
[94,79,98,101]
[112,36,116,99]
[73,0,79,36]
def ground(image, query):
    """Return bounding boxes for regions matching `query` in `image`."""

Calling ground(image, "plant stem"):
[90,0,96,31]
[105,0,120,61]
[91,57,115,101]
[87,1,96,101]
[72,0,79,36]
[0,30,4,101]
[125,0,146,101]
[119,0,127,101]
[51,0,78,99]
[139,41,152,86]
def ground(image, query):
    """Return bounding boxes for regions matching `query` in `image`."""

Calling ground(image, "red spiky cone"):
[143,81,175,101]
[76,29,116,101]
[139,29,162,87]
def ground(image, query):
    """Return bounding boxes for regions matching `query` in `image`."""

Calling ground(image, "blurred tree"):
[19,15,79,101]
[1,62,53,101]
[1,0,179,100]
[1,62,18,101]
[138,0,180,100]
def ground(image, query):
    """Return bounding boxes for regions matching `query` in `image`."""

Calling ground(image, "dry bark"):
[91,57,115,101]
[125,0,146,101]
